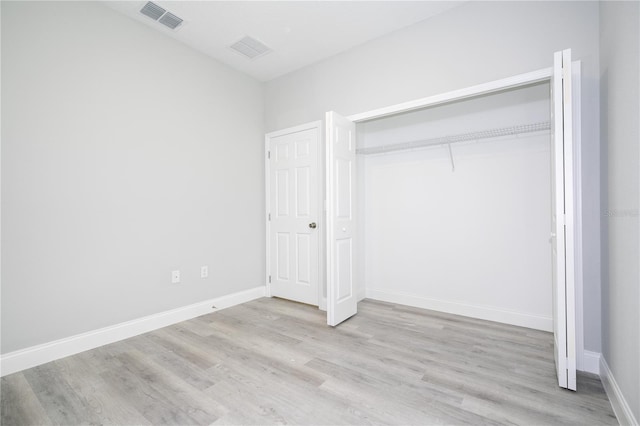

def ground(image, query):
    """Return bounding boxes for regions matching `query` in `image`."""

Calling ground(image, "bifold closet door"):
[325,111,358,326]
[551,49,576,391]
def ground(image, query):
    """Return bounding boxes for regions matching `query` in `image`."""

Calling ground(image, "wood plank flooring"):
[1,298,617,425]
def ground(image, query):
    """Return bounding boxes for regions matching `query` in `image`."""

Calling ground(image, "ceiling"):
[104,1,463,82]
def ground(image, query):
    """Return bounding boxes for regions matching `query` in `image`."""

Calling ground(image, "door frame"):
[265,121,324,306]
[343,63,584,371]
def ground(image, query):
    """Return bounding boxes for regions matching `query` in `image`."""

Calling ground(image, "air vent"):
[158,12,183,30]
[140,2,165,20]
[139,2,183,30]
[229,36,272,60]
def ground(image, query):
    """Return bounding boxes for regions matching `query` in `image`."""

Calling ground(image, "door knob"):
[309,222,317,229]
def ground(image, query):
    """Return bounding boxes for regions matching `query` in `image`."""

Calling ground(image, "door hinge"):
[267,151,271,159]
[268,213,271,221]
[268,275,271,283]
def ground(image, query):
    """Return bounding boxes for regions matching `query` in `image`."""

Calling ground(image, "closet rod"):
[356,121,551,156]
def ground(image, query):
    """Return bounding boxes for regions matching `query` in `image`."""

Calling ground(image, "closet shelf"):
[356,121,551,156]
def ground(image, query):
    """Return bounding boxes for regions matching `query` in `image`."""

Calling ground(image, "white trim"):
[347,67,553,123]
[600,356,639,426]
[264,121,323,305]
[318,123,327,312]
[0,286,265,377]
[581,350,601,375]
[366,288,552,332]
[265,121,322,139]
[264,133,272,297]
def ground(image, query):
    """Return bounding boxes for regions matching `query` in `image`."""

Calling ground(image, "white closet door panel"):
[551,48,576,391]
[326,111,357,326]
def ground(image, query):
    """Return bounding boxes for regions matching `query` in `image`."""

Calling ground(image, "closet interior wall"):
[356,83,554,331]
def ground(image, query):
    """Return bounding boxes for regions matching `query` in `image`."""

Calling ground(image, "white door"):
[266,123,320,306]
[551,49,576,390]
[326,111,358,326]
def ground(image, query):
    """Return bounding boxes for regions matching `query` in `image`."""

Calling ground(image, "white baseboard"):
[600,356,639,426]
[365,288,553,332]
[357,287,367,302]
[0,286,266,377]
[581,350,601,375]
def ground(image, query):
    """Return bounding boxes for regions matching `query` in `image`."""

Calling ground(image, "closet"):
[266,49,579,390]
[356,83,553,332]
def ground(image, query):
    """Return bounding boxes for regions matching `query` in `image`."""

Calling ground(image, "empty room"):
[1,1,638,425]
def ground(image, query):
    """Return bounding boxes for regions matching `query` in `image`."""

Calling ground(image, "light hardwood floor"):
[1,298,617,425]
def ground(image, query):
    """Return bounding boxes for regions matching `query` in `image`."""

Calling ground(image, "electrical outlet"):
[201,266,209,279]
[171,270,180,284]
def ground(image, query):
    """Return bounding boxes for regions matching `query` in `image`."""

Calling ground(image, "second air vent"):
[229,36,272,60]
[158,12,183,30]
[139,2,183,30]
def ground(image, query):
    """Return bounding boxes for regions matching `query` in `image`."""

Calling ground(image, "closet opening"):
[355,82,554,333]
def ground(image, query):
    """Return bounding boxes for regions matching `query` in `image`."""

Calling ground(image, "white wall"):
[358,84,552,330]
[265,1,602,352]
[600,1,640,421]
[1,2,264,354]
